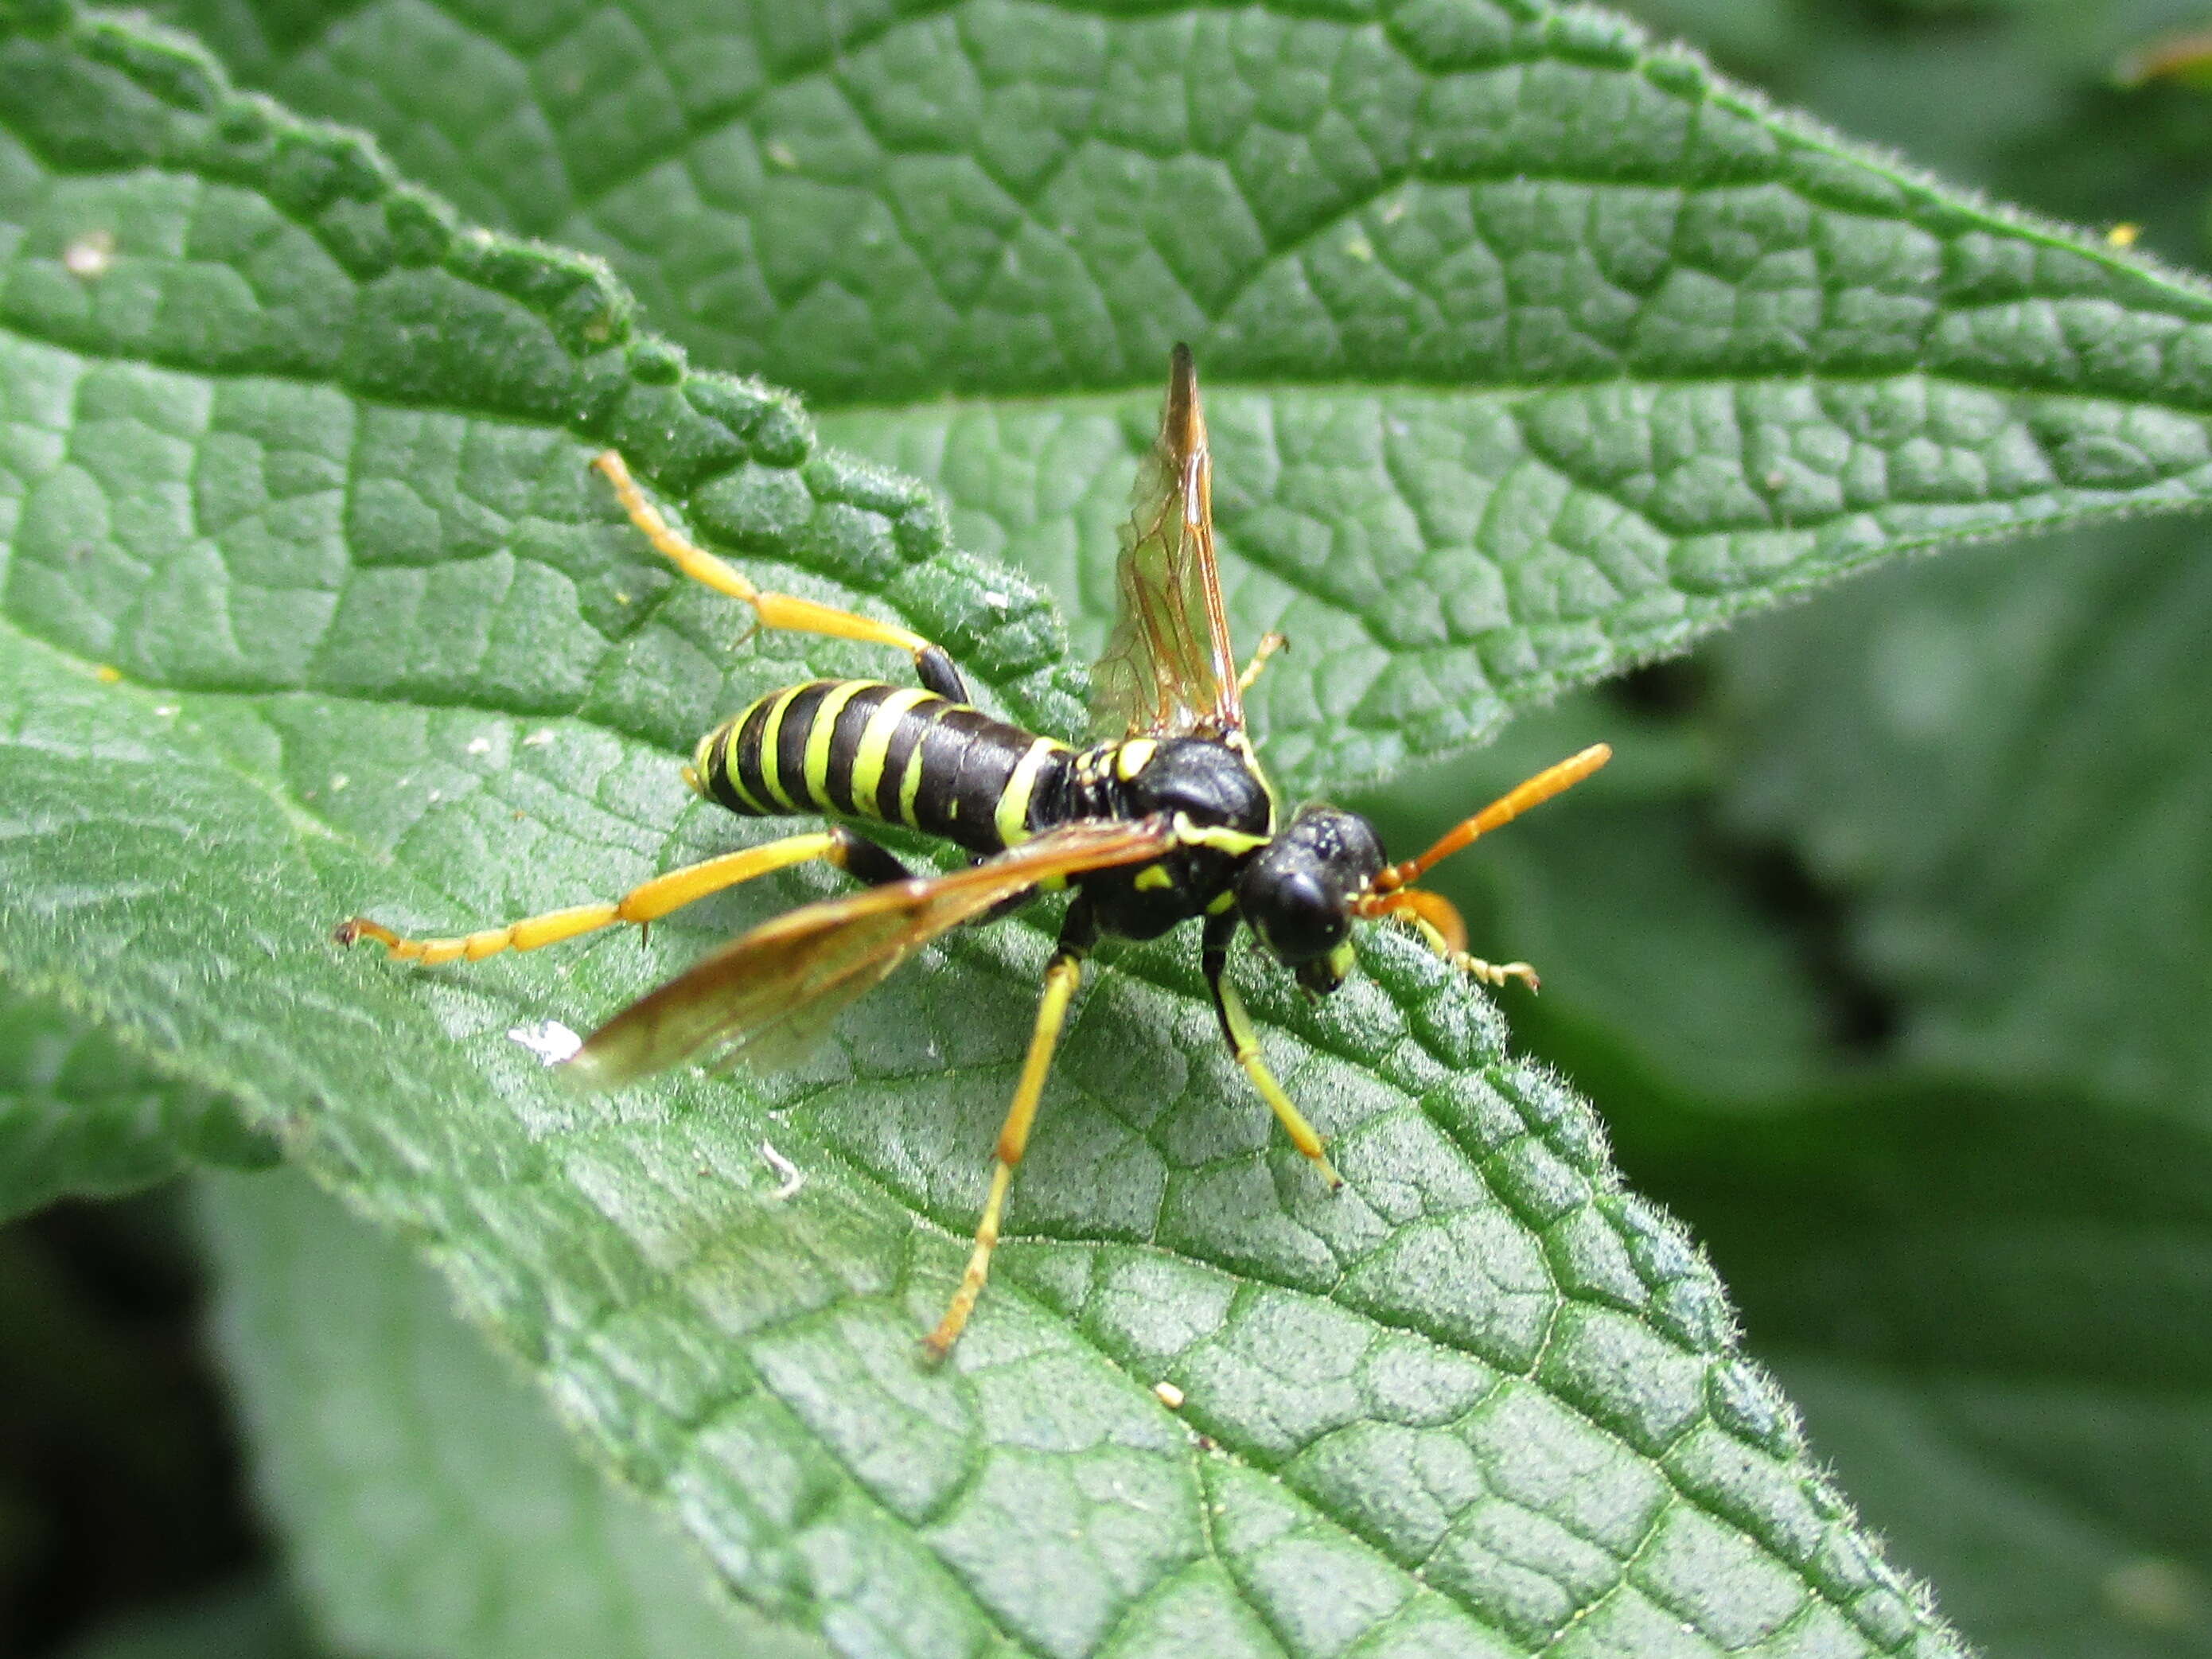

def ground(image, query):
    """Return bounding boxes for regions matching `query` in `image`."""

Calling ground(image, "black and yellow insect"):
[338,348,1608,1355]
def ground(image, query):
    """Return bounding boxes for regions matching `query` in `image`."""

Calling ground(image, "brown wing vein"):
[1088,345,1244,739]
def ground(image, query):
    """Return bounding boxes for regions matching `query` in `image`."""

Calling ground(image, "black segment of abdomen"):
[909,706,1034,854]
[822,682,900,815]
[770,681,837,812]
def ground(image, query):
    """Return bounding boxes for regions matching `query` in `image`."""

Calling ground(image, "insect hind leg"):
[336,827,889,966]
[924,899,1096,1358]
[593,450,969,701]
[833,830,917,889]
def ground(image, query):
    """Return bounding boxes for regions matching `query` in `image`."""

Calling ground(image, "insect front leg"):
[924,897,1097,1358]
[337,826,894,965]
[1365,887,1539,991]
[593,451,968,701]
[1203,913,1343,1188]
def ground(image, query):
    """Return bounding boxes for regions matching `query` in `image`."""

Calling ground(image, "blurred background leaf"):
[58,1577,324,1659]
[0,990,274,1226]
[196,1167,825,1659]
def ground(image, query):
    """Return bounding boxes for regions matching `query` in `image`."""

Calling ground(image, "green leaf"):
[1769,1360,2210,1657]
[1349,707,1840,1109]
[60,1579,324,1659]
[0,983,273,1223]
[1619,1078,2212,1657]
[0,8,1981,1649]
[153,0,2212,793]
[1718,517,2212,1125]
[197,1166,827,1659]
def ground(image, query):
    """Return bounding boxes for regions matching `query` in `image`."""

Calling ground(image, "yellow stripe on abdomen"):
[801,680,870,811]
[716,718,772,813]
[995,737,1062,848]
[847,686,935,820]
[754,684,808,811]
[894,703,944,829]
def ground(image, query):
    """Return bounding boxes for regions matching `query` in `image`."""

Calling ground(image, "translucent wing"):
[1088,345,1243,738]
[562,818,1181,1090]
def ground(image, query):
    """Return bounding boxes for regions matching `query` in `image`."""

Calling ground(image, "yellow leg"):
[1236,630,1287,695]
[1399,912,1539,991]
[336,831,839,966]
[924,949,1085,1358]
[1457,954,1539,991]
[1213,973,1343,1188]
[594,450,951,673]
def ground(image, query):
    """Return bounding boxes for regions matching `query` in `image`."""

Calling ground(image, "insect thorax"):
[1053,735,1277,941]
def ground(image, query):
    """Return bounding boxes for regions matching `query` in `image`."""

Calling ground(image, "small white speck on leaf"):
[981,590,1011,609]
[329,773,350,792]
[508,1020,583,1065]
[760,1140,804,1201]
[466,736,493,756]
[765,139,798,169]
[154,704,177,717]
[522,729,555,747]
[64,229,115,278]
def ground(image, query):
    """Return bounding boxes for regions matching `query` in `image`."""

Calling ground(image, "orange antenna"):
[1369,743,1610,894]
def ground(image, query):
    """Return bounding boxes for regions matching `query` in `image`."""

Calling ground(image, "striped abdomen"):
[691,680,1071,855]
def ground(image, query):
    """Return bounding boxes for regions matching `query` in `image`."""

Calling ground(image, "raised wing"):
[562,817,1180,1090]
[1088,344,1244,739]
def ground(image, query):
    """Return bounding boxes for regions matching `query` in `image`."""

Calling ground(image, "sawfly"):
[339,348,1609,1353]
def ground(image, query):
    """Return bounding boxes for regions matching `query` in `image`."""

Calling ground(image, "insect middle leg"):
[593,450,968,702]
[923,898,1098,1358]
[1236,630,1287,695]
[336,825,909,965]
[1202,913,1344,1188]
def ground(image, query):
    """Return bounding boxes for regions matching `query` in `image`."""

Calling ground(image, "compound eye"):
[1254,868,1346,961]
